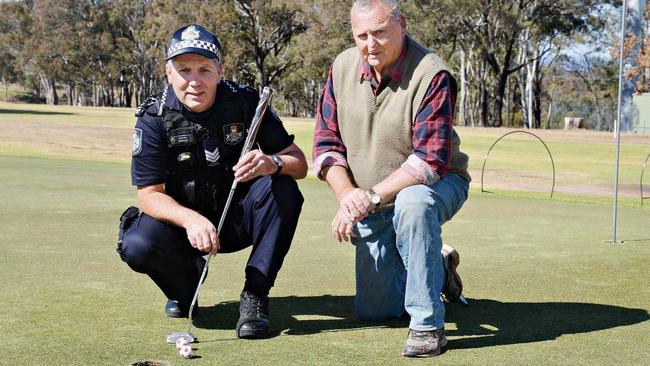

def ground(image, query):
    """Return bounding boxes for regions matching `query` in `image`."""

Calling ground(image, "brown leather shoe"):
[441,244,463,303]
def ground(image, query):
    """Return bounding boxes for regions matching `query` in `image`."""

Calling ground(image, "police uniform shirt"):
[131,81,294,187]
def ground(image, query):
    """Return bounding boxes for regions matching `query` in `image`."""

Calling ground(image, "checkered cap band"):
[167,39,221,59]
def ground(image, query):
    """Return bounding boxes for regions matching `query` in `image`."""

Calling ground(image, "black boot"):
[236,291,270,339]
[165,299,198,318]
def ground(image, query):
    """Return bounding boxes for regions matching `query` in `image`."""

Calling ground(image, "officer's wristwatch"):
[367,189,381,207]
[271,155,284,175]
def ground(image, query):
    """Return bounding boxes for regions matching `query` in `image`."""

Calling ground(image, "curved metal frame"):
[641,153,650,206]
[481,130,556,199]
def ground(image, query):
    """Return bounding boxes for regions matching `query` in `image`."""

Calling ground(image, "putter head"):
[165,332,195,344]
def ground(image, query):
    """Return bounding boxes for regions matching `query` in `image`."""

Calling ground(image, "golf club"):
[166,86,274,344]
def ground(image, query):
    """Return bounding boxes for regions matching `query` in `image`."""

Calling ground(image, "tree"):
[0,0,627,131]
[276,0,351,117]
[539,2,619,131]
[404,0,613,128]
[0,1,34,102]
[628,3,650,93]
[23,0,100,105]
[0,2,29,101]
[204,0,307,89]
[561,52,617,130]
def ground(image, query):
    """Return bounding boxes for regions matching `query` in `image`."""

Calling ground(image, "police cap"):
[166,24,222,61]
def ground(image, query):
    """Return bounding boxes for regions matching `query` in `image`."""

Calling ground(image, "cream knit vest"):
[332,36,470,191]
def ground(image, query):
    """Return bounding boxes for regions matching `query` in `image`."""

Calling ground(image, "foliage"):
[0,0,631,130]
[274,0,351,116]
[624,3,650,95]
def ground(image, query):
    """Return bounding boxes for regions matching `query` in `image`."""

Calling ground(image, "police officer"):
[117,24,307,339]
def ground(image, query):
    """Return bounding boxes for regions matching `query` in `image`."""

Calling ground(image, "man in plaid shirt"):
[312,0,471,357]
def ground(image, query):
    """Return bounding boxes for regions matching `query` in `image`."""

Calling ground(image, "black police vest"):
[137,81,257,219]
[162,107,227,218]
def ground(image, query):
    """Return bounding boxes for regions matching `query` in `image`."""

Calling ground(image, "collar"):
[161,84,182,112]
[357,35,410,84]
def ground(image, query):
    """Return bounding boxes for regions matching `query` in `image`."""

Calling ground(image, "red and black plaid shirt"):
[312,37,457,183]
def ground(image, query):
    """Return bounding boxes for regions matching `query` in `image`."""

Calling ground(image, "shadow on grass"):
[445,299,649,349]
[195,296,648,346]
[194,295,407,337]
[0,108,73,115]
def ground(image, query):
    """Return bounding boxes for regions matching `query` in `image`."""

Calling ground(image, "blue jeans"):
[352,173,469,330]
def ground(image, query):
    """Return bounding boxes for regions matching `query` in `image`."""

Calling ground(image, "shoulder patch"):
[132,128,143,156]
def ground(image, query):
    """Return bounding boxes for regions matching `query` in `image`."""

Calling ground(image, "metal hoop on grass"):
[641,153,650,206]
[480,130,556,199]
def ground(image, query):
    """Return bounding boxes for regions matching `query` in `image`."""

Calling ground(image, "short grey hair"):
[166,58,221,69]
[351,0,401,19]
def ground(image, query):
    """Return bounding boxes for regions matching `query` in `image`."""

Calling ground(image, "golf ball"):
[176,337,190,350]
[179,344,193,359]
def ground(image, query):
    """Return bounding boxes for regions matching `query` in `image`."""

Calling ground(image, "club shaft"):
[186,86,273,334]
[186,184,234,333]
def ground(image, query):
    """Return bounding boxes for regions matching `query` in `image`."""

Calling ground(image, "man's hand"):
[321,166,372,243]
[331,207,357,242]
[183,213,220,255]
[338,187,373,222]
[137,184,221,254]
[233,149,276,182]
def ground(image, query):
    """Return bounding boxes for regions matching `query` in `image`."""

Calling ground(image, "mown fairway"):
[1,103,649,365]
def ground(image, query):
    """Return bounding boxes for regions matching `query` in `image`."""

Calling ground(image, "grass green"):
[0,103,649,365]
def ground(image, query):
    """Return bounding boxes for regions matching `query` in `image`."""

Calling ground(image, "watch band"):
[271,155,284,176]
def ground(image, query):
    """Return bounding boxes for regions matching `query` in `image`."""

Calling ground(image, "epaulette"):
[239,83,257,93]
[221,80,258,95]
[221,80,240,94]
[135,96,160,117]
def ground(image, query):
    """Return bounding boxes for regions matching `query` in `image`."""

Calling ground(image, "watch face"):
[272,155,284,167]
[371,194,381,205]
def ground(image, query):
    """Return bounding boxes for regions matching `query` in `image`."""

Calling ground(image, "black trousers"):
[117,175,303,307]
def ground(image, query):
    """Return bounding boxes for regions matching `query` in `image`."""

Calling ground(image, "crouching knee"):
[118,231,154,273]
[394,185,437,218]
